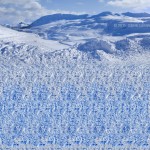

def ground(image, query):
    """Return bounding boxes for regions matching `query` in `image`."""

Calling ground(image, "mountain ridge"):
[28,11,150,27]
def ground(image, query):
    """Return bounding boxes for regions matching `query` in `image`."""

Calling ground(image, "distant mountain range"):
[28,12,150,27]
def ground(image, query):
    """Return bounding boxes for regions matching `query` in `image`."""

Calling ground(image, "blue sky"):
[0,0,150,24]
[39,0,150,13]
[39,0,114,14]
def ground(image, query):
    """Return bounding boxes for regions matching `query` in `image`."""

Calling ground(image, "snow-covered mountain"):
[29,14,89,27]
[0,12,150,148]
[25,11,150,36]
[17,12,150,59]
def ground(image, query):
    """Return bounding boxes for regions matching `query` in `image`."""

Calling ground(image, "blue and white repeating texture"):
[0,53,150,149]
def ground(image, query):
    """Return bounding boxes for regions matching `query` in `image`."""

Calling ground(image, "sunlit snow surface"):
[0,23,150,149]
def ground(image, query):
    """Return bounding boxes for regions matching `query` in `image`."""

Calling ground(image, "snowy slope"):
[1,23,150,64]
[0,25,69,53]
[16,12,150,53]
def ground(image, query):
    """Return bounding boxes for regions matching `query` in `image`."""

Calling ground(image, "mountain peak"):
[90,11,113,18]
[122,12,150,17]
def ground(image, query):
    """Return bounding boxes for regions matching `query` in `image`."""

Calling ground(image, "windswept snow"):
[0,24,150,66]
[0,25,69,53]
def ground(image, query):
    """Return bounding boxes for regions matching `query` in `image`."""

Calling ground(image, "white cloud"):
[107,0,150,11]
[0,0,49,24]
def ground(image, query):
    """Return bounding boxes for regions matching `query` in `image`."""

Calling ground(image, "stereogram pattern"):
[0,43,150,149]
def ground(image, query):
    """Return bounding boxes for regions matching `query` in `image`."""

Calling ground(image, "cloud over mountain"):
[0,0,85,25]
[1,0,150,25]
[107,0,150,11]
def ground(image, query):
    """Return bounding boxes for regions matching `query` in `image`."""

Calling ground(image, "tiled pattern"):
[0,62,149,148]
